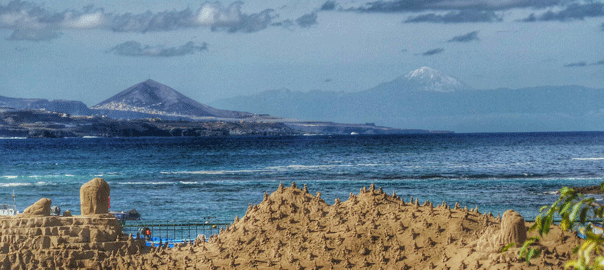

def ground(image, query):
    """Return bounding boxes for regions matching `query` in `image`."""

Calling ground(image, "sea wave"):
[116,181,175,185]
[573,158,604,161]
[0,183,31,187]
[265,164,353,171]
[161,169,263,175]
[163,164,381,175]
[373,173,589,181]
[1,176,18,179]
[178,181,199,185]
[35,181,59,186]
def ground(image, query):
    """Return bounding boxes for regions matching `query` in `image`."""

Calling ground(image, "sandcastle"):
[0,179,583,269]
[0,178,145,269]
[103,182,580,269]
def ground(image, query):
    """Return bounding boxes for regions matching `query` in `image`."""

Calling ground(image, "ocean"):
[1,132,604,222]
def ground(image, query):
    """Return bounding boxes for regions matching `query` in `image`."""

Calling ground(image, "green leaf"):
[561,218,571,231]
[525,249,535,265]
[596,206,604,218]
[541,216,552,235]
[560,201,572,215]
[519,236,540,259]
[540,205,549,212]
[501,243,516,253]
[529,216,541,232]
[519,241,530,258]
[560,187,575,196]
[570,202,583,222]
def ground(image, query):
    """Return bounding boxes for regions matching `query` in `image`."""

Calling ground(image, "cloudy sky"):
[0,0,603,106]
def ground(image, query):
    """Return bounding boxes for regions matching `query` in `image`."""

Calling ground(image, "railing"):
[122,219,231,248]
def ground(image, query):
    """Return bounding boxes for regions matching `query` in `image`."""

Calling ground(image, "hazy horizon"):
[0,0,602,107]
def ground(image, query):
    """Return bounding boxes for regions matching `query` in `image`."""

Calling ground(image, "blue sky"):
[0,0,603,106]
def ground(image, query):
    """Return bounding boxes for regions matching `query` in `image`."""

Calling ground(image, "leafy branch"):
[522,183,604,269]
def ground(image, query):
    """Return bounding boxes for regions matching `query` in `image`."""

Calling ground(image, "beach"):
[0,178,581,269]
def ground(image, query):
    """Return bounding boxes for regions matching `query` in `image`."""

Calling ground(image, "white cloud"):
[196,2,245,27]
[197,4,220,25]
[61,11,105,29]
[0,1,278,41]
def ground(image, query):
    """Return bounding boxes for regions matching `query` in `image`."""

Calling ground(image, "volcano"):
[92,79,251,119]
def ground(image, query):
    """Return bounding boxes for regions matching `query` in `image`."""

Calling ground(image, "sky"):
[0,0,603,106]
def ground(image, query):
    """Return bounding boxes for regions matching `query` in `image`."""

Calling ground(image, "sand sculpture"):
[498,210,528,247]
[0,179,584,269]
[20,198,52,217]
[0,178,145,269]
[80,177,110,215]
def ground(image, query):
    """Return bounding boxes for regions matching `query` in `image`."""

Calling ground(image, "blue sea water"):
[1,132,604,222]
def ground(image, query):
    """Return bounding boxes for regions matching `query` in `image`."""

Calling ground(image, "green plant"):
[523,183,604,269]
[518,236,541,265]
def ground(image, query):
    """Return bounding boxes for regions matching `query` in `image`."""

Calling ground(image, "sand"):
[0,180,582,269]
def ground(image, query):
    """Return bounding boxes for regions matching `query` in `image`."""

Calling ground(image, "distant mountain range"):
[1,79,428,136]
[6,66,601,133]
[210,67,604,132]
[0,96,92,116]
[1,80,254,120]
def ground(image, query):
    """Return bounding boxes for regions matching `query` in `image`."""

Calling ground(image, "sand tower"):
[80,177,110,215]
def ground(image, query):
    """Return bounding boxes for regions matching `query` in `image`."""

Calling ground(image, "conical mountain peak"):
[94,79,188,109]
[406,66,441,79]
[401,66,471,92]
[93,80,251,118]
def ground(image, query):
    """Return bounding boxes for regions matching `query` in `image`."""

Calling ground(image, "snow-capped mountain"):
[402,66,471,92]
[210,67,604,132]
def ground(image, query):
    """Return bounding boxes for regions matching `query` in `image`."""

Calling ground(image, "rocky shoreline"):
[0,178,581,269]
[572,185,604,194]
[0,110,298,138]
[0,109,445,138]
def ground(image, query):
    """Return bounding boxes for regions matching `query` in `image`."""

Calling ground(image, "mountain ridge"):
[210,67,604,133]
[0,95,92,116]
[2,79,431,136]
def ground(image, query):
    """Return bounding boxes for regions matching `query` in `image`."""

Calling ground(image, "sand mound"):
[0,180,584,269]
[105,182,581,269]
